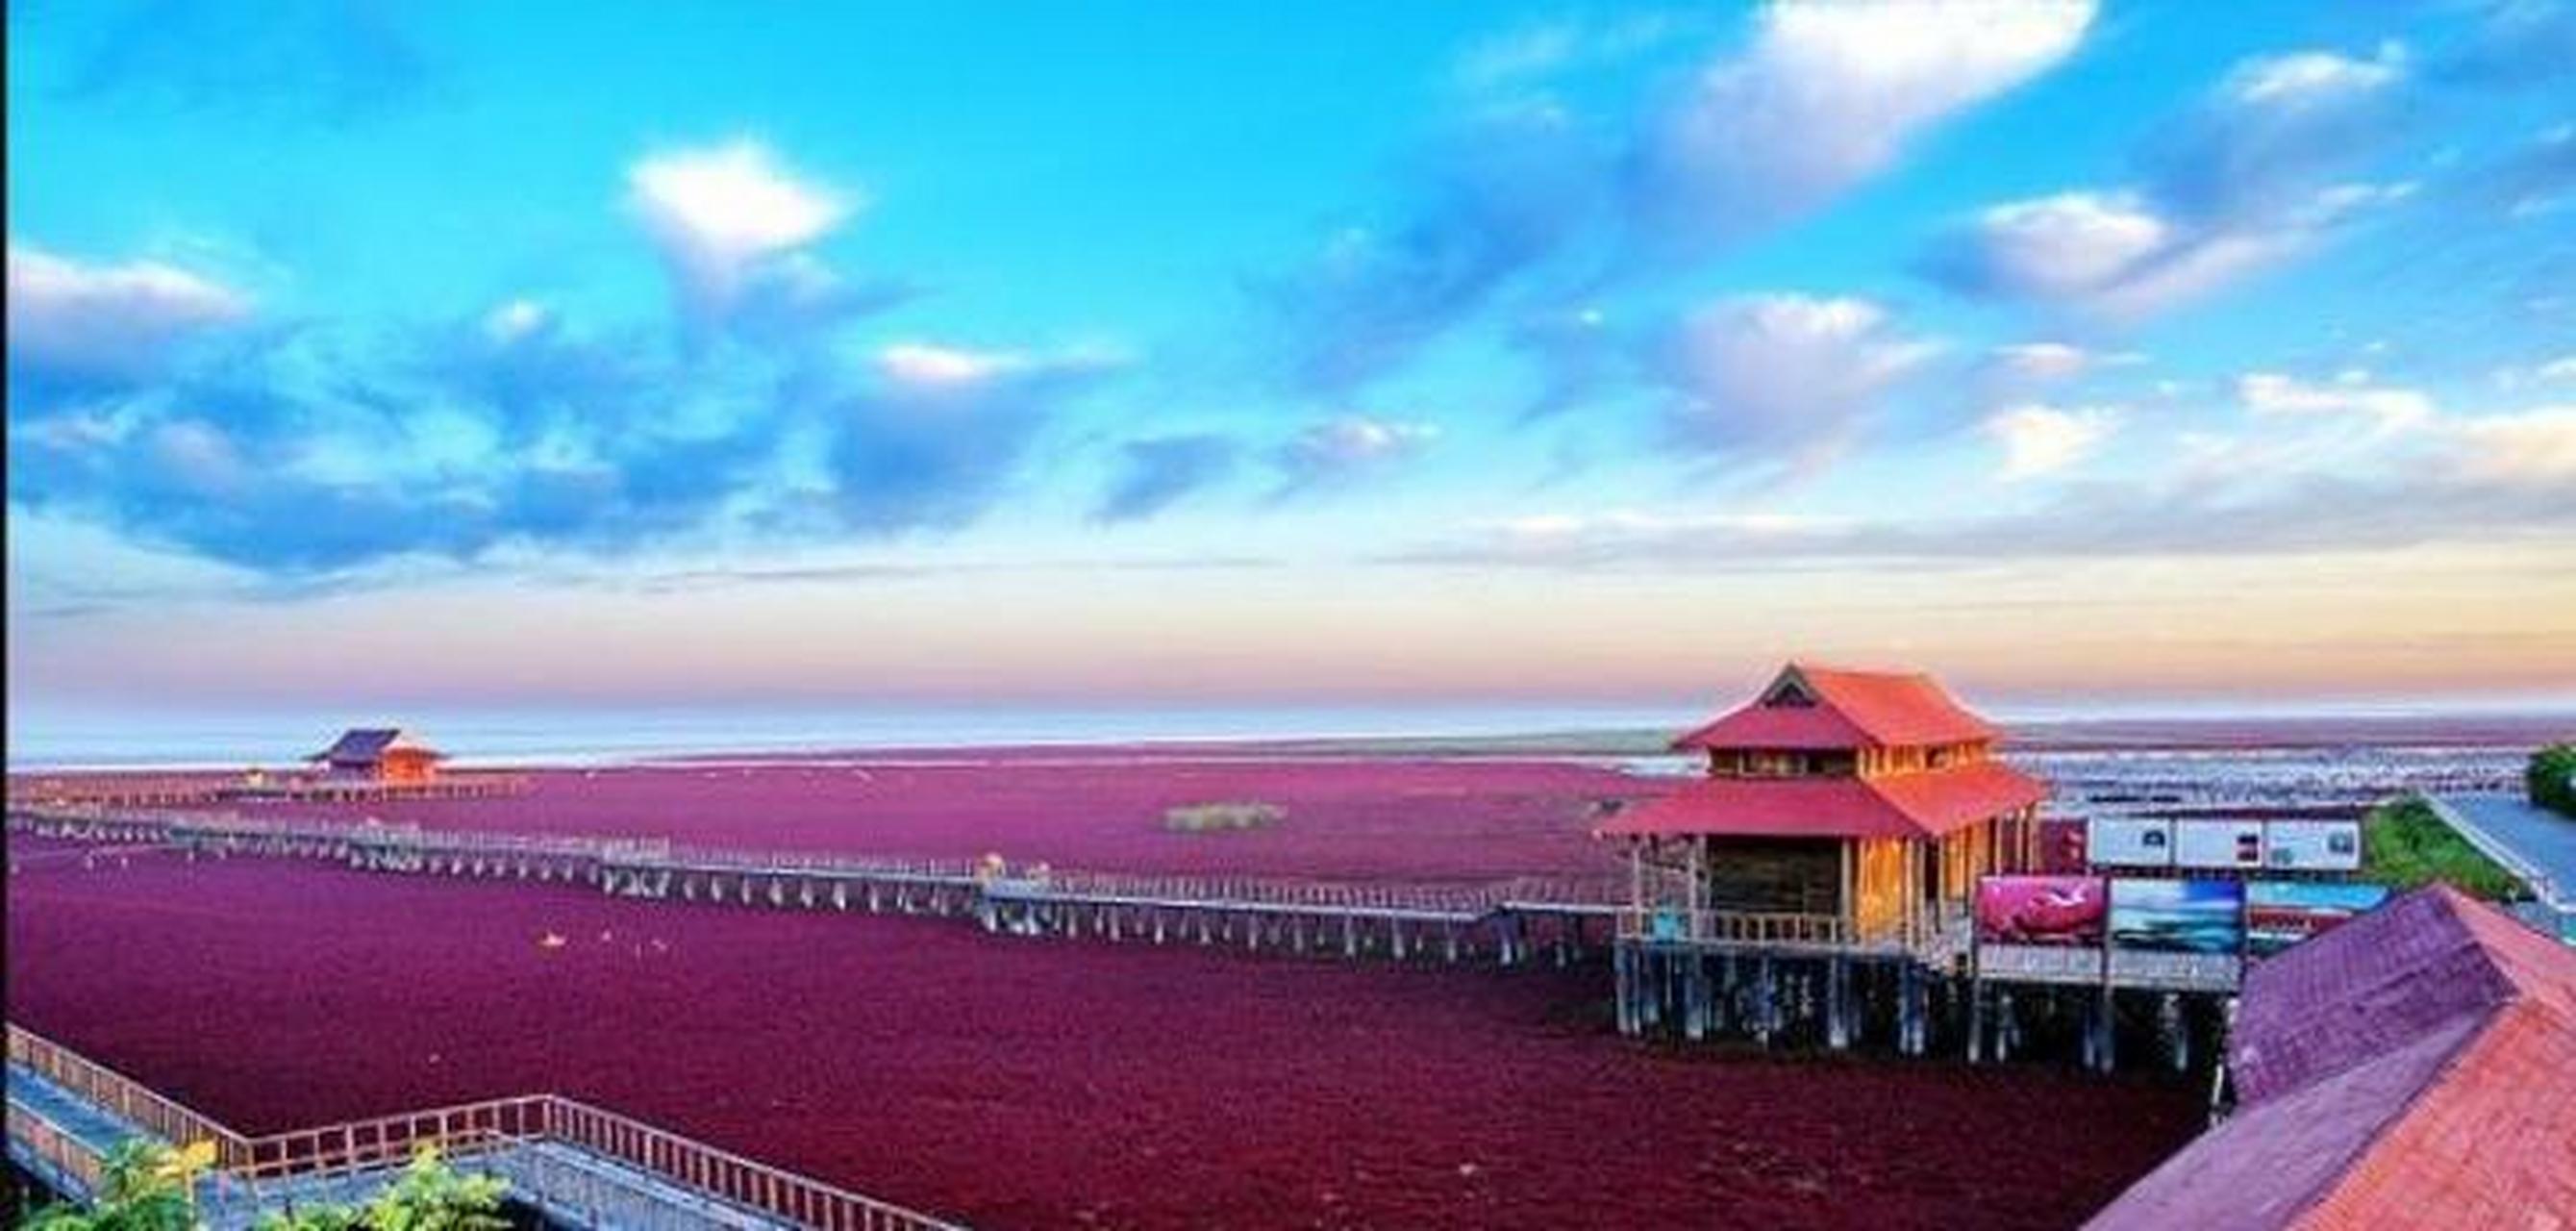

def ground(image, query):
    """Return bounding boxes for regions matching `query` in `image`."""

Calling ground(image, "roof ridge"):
[2293,1006,2523,1227]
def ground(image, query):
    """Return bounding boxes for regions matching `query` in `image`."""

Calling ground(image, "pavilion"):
[308,728,448,784]
[1597,661,2048,1045]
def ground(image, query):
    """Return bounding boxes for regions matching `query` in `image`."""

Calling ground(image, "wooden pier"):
[7,806,1625,969]
[6,1024,957,1231]
[6,771,529,811]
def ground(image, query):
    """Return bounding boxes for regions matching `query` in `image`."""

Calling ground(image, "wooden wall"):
[1699,837,1841,914]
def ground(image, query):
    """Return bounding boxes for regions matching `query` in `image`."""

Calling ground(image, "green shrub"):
[2529,743,2576,819]
[13,1142,505,1231]
[1163,802,1285,833]
[2361,795,2527,901]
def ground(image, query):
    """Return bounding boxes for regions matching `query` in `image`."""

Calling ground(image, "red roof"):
[1672,662,1999,752]
[2086,886,2576,1230]
[1595,760,2044,841]
[309,728,446,766]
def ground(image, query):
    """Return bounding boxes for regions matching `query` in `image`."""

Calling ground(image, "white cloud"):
[2238,371,2434,434]
[1653,293,1937,464]
[1946,191,2171,297]
[1638,0,2096,242]
[1984,340,2142,389]
[6,243,249,380]
[1928,41,2413,317]
[1983,403,2118,479]
[1936,178,2411,317]
[2500,354,2576,389]
[627,139,854,317]
[874,342,1026,389]
[482,298,554,344]
[1276,415,1439,488]
[2221,42,2406,108]
[2441,406,2576,486]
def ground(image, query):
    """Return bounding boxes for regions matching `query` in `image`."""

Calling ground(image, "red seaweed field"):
[238,759,1669,883]
[5,842,2198,1230]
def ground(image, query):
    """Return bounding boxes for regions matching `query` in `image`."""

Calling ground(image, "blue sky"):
[8,0,2576,729]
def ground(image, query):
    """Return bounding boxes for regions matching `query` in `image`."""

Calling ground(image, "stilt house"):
[308,728,447,785]
[1600,662,2046,957]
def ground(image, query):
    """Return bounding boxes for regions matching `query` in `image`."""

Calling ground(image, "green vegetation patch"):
[19,1140,505,1231]
[2362,795,2527,901]
[1163,801,1286,833]
[2530,743,2576,819]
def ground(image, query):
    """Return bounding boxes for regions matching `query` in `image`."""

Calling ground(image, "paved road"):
[2434,794,2576,942]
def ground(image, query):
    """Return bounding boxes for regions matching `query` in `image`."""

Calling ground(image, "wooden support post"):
[1966,977,1984,1064]
[1613,944,1635,1035]
[2161,992,2187,1073]
[1899,963,1923,1056]
[2098,985,2118,1073]
[1827,957,1851,1050]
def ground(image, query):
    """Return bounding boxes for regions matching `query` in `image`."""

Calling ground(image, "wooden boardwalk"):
[7,806,1626,968]
[6,1025,958,1231]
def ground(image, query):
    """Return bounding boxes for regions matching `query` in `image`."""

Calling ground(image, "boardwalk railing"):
[1040,868,1626,916]
[10,805,1631,921]
[6,1024,960,1231]
[5,1026,252,1165]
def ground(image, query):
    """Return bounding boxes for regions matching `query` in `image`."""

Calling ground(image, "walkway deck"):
[8,806,1627,967]
[7,1025,960,1231]
[2432,793,2576,942]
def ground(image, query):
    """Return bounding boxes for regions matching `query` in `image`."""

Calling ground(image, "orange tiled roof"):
[1672,662,1999,752]
[2087,886,2576,1231]
[1595,760,2044,840]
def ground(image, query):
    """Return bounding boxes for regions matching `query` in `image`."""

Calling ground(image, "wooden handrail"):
[11,805,1631,917]
[6,1024,253,1167]
[7,1023,960,1230]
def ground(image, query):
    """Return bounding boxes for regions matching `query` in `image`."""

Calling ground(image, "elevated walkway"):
[6,1025,959,1231]
[9,806,1627,967]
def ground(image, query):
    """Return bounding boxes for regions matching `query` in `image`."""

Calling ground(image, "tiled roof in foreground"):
[2087,885,2576,1230]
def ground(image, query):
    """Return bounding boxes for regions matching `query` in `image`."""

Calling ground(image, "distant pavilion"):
[1598,662,2047,1044]
[308,728,448,785]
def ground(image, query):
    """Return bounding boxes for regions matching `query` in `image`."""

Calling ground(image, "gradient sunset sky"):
[8,0,2576,734]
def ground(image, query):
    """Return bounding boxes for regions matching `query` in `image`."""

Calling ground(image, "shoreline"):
[9,708,2569,775]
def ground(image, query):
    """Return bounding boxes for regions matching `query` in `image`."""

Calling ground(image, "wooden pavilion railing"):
[6,1024,960,1230]
[1618,907,1854,947]
[1615,905,1977,959]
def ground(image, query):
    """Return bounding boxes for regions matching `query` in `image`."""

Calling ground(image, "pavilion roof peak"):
[309,727,446,764]
[1673,661,1999,752]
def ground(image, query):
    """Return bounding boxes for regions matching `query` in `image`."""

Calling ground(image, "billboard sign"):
[2088,818,2174,867]
[1978,945,2105,985]
[2106,948,2242,990]
[2109,878,2245,954]
[2263,820,2363,872]
[1976,876,2108,946]
[2246,881,2388,957]
[2175,819,2266,870]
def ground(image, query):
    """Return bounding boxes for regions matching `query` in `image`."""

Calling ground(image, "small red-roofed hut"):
[307,728,446,785]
